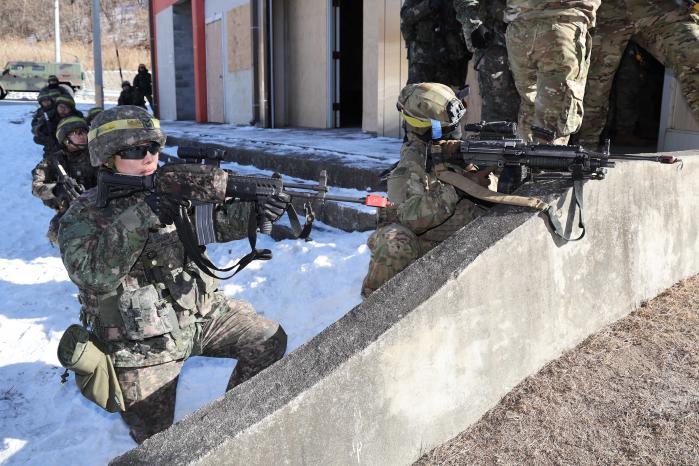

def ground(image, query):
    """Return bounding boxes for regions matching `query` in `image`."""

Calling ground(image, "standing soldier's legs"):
[636,8,699,121]
[116,360,184,444]
[477,45,520,122]
[532,21,592,145]
[579,1,635,147]
[197,293,287,390]
[506,22,539,141]
[362,223,420,298]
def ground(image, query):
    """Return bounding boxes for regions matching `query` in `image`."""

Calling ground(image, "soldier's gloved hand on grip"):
[262,192,292,224]
[471,25,493,50]
[53,179,81,202]
[145,192,188,226]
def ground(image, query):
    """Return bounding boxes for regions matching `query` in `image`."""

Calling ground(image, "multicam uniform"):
[454,0,520,122]
[31,147,98,244]
[362,132,487,297]
[58,106,287,443]
[505,0,601,143]
[578,0,699,146]
[400,0,470,87]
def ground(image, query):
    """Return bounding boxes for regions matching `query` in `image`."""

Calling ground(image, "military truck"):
[0,61,84,99]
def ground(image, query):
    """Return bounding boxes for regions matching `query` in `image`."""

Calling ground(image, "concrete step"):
[161,122,401,192]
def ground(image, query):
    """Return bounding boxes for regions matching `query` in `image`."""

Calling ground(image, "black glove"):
[145,192,188,225]
[53,178,82,202]
[471,24,493,50]
[262,192,291,224]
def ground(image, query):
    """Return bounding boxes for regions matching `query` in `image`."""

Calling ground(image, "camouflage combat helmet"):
[56,116,89,146]
[55,94,76,109]
[397,83,466,138]
[88,105,166,167]
[37,88,60,104]
[86,106,103,125]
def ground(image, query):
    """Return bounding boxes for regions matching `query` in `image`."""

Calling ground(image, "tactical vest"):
[78,224,219,366]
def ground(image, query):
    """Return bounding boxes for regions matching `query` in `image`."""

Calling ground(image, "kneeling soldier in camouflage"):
[31,117,98,245]
[362,83,492,297]
[58,106,288,443]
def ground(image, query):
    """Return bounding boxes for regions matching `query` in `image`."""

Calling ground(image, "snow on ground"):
[0,101,371,465]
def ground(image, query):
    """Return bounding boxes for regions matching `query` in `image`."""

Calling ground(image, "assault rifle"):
[97,155,388,278]
[54,162,85,203]
[430,121,682,241]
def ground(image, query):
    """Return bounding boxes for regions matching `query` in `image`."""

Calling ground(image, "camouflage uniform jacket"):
[401,0,467,64]
[31,148,98,212]
[454,0,508,52]
[505,0,601,26]
[386,133,485,242]
[59,186,253,368]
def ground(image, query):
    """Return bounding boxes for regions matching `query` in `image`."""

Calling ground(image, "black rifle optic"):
[433,121,682,241]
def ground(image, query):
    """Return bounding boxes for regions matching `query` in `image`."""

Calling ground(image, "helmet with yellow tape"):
[397,82,466,139]
[56,116,89,147]
[87,105,166,167]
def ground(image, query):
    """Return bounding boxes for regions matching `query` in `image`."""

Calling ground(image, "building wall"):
[374,0,408,138]
[205,0,253,124]
[658,70,699,151]
[362,0,378,134]
[284,0,329,128]
[155,6,177,120]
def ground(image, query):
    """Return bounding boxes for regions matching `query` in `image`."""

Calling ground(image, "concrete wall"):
[658,69,699,151]
[155,6,177,120]
[173,1,196,120]
[112,155,698,466]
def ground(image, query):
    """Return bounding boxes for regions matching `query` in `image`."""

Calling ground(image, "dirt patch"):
[415,275,699,466]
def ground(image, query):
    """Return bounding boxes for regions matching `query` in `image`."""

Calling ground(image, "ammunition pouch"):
[57,325,125,413]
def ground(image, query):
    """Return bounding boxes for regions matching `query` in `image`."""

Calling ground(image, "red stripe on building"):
[192,0,207,122]
[152,0,178,16]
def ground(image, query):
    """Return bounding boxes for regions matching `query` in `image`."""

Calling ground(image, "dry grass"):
[0,37,149,71]
[416,275,699,466]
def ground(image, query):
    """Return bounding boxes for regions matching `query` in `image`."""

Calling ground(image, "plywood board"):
[227,4,252,73]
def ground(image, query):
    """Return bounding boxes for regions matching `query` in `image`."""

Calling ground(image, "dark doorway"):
[172,1,196,120]
[604,40,665,152]
[337,0,363,127]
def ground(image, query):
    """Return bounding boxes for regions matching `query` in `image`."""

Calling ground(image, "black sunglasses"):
[118,141,161,160]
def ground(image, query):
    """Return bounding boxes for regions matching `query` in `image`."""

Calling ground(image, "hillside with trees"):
[0,0,149,70]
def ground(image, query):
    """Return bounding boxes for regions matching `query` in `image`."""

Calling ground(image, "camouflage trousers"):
[361,223,438,298]
[116,292,286,443]
[474,45,520,123]
[579,2,699,146]
[506,18,592,144]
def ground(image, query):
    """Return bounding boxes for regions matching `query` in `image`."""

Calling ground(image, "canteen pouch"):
[57,324,125,413]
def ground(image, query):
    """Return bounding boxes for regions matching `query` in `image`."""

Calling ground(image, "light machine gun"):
[429,121,682,241]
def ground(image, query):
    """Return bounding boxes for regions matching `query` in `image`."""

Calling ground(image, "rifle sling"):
[172,204,272,280]
[433,164,585,242]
